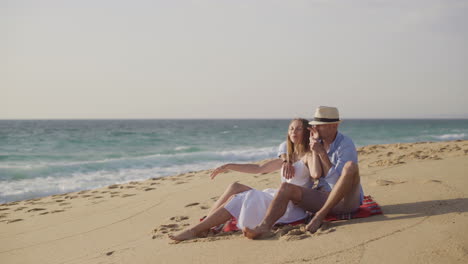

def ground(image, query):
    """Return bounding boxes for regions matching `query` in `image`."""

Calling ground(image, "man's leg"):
[243,182,304,239]
[306,161,361,233]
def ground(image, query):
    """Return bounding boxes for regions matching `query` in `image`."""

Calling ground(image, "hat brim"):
[308,120,342,125]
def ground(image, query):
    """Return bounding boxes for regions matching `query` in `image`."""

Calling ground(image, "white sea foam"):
[0,146,278,203]
[431,133,466,140]
[0,161,226,203]
[174,146,191,151]
[0,147,277,171]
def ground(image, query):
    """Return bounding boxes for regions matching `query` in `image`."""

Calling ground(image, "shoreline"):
[1,140,467,264]
[1,139,466,206]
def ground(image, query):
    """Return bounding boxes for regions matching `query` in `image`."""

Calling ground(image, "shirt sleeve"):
[277,141,287,157]
[324,138,358,187]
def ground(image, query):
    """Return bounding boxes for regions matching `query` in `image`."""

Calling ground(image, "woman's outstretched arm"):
[210,159,283,179]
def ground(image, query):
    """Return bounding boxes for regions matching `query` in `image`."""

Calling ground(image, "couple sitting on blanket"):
[170,106,364,241]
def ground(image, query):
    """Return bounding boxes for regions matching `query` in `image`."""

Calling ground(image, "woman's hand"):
[210,164,230,180]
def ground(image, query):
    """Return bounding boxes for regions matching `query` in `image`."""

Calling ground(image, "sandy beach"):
[1,140,467,264]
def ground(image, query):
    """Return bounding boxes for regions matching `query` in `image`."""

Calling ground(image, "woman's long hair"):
[286,118,310,163]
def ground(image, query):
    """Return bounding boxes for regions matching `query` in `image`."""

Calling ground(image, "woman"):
[169,118,322,242]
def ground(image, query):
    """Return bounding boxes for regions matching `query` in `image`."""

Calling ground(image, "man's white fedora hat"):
[309,106,342,125]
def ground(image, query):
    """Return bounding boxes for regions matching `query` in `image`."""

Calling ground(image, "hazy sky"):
[2,0,468,119]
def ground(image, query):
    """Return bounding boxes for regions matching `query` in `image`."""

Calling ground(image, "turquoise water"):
[1,119,467,203]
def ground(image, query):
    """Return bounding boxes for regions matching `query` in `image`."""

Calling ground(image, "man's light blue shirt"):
[277,141,287,157]
[317,132,364,202]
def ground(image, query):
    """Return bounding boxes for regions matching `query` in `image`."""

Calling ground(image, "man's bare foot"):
[243,225,271,240]
[168,228,198,242]
[305,213,325,234]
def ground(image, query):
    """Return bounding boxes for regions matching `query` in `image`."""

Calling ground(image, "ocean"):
[1,119,467,203]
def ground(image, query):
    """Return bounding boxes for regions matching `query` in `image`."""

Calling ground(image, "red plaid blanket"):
[324,195,382,221]
[203,195,382,233]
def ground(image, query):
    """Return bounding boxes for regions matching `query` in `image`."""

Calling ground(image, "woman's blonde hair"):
[286,118,310,163]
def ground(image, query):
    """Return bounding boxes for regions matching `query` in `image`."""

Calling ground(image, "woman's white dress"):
[224,160,313,229]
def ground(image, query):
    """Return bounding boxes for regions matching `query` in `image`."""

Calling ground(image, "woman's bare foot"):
[305,213,325,234]
[243,225,272,239]
[168,228,198,242]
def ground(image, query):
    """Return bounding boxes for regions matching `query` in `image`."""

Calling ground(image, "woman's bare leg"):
[306,161,361,233]
[206,182,252,217]
[169,206,233,242]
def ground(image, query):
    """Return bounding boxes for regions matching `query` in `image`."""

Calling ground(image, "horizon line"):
[1,117,468,121]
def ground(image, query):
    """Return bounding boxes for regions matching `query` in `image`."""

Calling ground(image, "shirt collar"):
[327,132,343,154]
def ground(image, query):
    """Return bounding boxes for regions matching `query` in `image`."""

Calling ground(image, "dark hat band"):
[313,117,340,122]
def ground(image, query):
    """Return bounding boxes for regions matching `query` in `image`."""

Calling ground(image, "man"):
[244,106,364,238]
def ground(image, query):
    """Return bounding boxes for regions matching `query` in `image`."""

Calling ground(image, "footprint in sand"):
[0,208,10,211]
[144,188,156,191]
[39,212,49,215]
[175,181,187,185]
[185,202,199,207]
[51,210,65,214]
[121,194,136,198]
[154,223,182,237]
[424,179,442,184]
[170,216,189,222]
[27,208,46,212]
[210,196,219,201]
[108,184,120,189]
[59,202,71,206]
[7,219,23,224]
[282,228,310,241]
[200,205,209,210]
[376,179,407,186]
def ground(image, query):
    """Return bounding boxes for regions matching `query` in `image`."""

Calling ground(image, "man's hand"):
[282,162,295,179]
[309,127,326,155]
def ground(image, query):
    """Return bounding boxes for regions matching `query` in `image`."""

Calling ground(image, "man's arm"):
[306,151,322,180]
[280,153,295,179]
[278,141,295,179]
[309,138,332,175]
[311,138,357,181]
